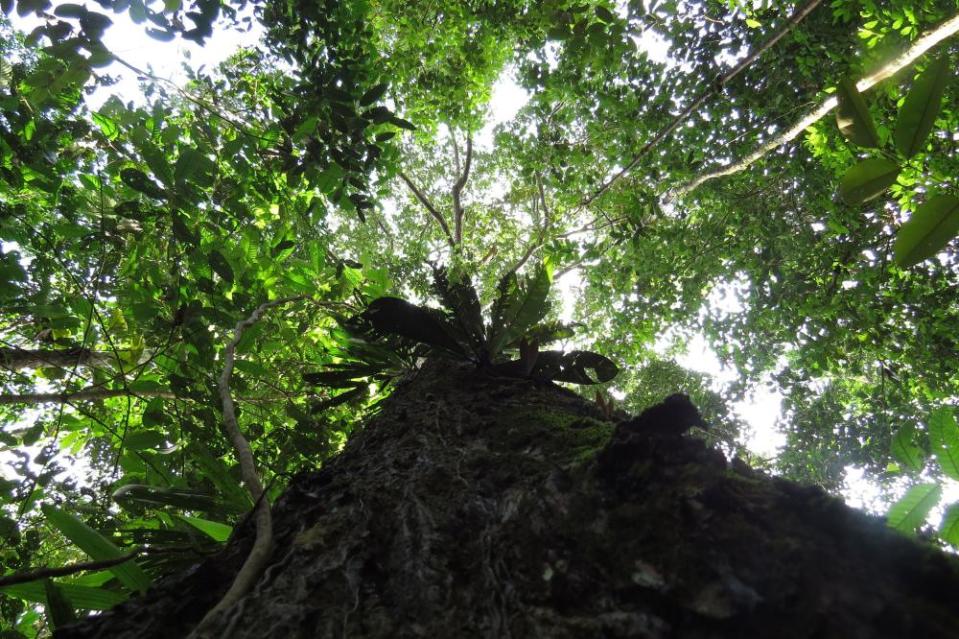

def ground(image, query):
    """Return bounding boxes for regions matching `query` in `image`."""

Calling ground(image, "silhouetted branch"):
[0,552,141,588]
[398,171,455,246]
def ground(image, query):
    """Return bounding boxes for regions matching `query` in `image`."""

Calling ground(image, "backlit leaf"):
[890,423,925,472]
[838,158,899,205]
[894,195,959,268]
[928,407,959,481]
[886,483,941,534]
[835,77,879,148]
[41,504,150,593]
[894,56,950,158]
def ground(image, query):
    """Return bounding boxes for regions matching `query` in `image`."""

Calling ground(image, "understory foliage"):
[0,0,958,634]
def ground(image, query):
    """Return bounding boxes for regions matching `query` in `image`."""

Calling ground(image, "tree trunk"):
[58,360,959,638]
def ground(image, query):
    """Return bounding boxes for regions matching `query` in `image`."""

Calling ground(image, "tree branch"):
[667,11,959,201]
[0,387,176,405]
[509,175,553,274]
[581,0,823,208]
[192,296,304,635]
[398,171,455,246]
[0,552,141,588]
[0,347,114,371]
[452,134,473,245]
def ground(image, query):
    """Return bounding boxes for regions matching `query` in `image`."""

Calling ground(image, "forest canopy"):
[1,0,958,634]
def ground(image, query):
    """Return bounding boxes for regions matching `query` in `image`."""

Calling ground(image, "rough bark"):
[59,360,959,638]
[0,348,113,372]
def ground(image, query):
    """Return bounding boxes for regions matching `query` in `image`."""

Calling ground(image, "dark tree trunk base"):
[60,361,959,638]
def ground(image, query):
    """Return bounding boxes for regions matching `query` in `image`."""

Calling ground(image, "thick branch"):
[0,388,175,405]
[0,552,140,588]
[398,171,455,246]
[581,0,823,208]
[452,135,473,245]
[192,296,304,636]
[667,11,959,201]
[0,348,114,372]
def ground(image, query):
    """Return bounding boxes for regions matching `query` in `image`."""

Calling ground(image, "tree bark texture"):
[59,360,959,638]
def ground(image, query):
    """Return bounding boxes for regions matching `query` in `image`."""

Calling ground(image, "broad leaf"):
[176,515,232,542]
[112,484,231,513]
[488,265,551,356]
[311,384,369,412]
[362,297,464,355]
[886,483,941,534]
[835,77,879,148]
[838,158,900,205]
[123,430,166,450]
[41,505,151,593]
[532,350,619,385]
[0,582,127,610]
[44,578,76,629]
[894,56,950,158]
[940,502,959,546]
[890,423,925,472]
[894,195,959,268]
[303,368,376,388]
[432,267,484,355]
[208,250,234,285]
[120,168,166,199]
[928,407,959,481]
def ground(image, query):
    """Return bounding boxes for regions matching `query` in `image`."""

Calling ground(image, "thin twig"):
[191,296,304,636]
[668,11,959,200]
[452,134,473,245]
[398,171,455,246]
[0,552,141,588]
[581,0,823,208]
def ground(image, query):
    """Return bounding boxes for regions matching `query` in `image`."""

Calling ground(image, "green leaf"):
[124,430,166,450]
[928,407,959,481]
[208,250,234,285]
[362,297,465,355]
[894,56,950,158]
[1,582,127,610]
[432,267,484,355]
[886,482,941,534]
[311,384,368,412]
[835,77,879,148]
[303,367,375,388]
[120,168,165,199]
[113,484,228,512]
[359,83,389,106]
[170,211,195,243]
[939,502,959,546]
[175,514,232,542]
[890,423,925,472]
[91,112,119,140]
[389,116,416,131]
[488,265,552,357]
[43,579,76,629]
[41,504,150,593]
[893,195,959,268]
[838,158,900,205]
